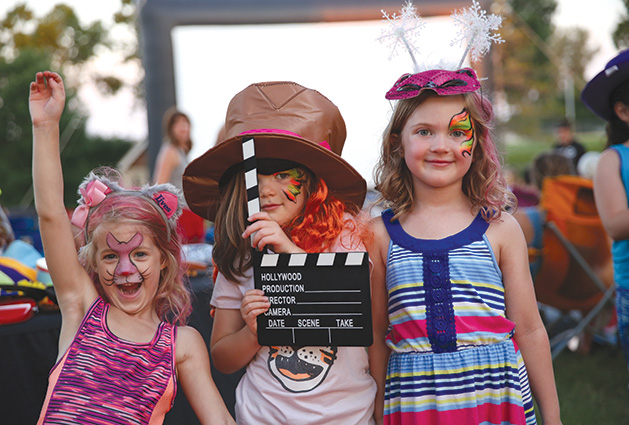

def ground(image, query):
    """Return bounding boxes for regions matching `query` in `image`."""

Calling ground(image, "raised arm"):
[30,72,97,343]
[594,148,629,241]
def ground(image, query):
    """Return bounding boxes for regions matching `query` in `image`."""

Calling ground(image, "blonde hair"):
[374,90,515,221]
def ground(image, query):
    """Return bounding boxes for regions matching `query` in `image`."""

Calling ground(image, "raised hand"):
[29,71,65,127]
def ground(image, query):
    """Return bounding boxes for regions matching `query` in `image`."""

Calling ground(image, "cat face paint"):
[449,109,475,157]
[104,232,144,286]
[274,168,306,203]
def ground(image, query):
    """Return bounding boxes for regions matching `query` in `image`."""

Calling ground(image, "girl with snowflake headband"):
[368,2,562,424]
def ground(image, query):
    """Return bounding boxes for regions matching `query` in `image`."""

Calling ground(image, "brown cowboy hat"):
[182,81,366,221]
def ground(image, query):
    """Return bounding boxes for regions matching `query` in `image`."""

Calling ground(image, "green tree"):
[498,0,559,136]
[0,3,132,209]
[495,0,597,137]
[612,0,629,48]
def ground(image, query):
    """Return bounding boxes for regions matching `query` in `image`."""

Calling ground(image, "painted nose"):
[116,258,137,275]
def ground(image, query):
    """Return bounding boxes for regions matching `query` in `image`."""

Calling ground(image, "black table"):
[0,272,244,425]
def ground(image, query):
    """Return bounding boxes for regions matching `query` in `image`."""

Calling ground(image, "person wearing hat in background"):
[583,49,629,390]
[552,117,587,171]
[183,81,377,424]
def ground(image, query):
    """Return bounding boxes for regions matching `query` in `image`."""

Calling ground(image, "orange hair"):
[286,178,370,253]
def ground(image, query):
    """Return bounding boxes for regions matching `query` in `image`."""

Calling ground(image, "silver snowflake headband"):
[378,0,504,73]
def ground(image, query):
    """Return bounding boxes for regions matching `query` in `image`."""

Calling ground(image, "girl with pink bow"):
[30,71,234,425]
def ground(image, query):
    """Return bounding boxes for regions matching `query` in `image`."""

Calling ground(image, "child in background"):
[30,71,234,425]
[182,81,376,424]
[583,49,629,389]
[368,67,562,424]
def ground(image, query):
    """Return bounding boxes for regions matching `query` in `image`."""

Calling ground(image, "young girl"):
[30,71,234,425]
[369,68,562,425]
[182,81,377,424]
[583,49,629,389]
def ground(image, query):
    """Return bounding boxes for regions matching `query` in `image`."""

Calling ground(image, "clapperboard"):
[241,138,373,347]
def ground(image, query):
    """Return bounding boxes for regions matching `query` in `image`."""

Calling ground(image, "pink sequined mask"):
[385,68,481,100]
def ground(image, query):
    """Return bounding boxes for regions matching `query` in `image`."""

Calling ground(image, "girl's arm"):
[212,211,303,373]
[30,72,97,346]
[176,326,236,425]
[367,217,391,424]
[594,148,629,240]
[210,289,269,374]
[490,214,562,425]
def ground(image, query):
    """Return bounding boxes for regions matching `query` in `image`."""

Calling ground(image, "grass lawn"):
[544,342,629,424]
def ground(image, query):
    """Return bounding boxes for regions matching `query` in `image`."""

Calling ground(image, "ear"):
[613,101,629,123]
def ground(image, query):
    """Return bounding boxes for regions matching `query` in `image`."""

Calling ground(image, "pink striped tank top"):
[38,297,177,424]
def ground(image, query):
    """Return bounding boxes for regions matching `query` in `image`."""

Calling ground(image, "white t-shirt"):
[211,233,376,425]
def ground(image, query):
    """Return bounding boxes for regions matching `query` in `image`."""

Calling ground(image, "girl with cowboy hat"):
[584,49,629,390]
[183,81,377,424]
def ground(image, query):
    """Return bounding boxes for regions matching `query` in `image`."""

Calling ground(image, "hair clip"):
[71,180,112,229]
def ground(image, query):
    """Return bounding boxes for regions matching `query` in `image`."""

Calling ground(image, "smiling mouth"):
[116,281,142,296]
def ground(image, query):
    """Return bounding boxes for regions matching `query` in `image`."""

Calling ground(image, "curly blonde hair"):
[374,90,515,222]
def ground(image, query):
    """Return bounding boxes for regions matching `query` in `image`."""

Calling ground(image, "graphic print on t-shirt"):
[268,345,337,393]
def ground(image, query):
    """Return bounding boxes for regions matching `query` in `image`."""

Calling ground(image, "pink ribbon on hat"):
[70,180,111,228]
[318,140,331,150]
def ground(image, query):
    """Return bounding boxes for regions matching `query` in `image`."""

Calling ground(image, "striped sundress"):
[382,209,536,425]
[38,297,177,424]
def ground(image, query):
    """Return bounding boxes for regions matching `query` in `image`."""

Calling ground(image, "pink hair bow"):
[70,180,111,228]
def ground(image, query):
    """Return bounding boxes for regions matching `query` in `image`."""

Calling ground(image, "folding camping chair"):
[529,175,616,359]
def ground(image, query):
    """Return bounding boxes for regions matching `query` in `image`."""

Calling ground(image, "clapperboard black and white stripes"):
[242,138,260,217]
[241,137,373,347]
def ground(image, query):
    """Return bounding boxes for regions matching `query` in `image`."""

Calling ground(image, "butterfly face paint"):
[449,109,475,156]
[103,232,145,286]
[274,168,306,203]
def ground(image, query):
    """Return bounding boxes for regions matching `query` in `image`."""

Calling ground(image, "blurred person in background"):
[154,107,204,244]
